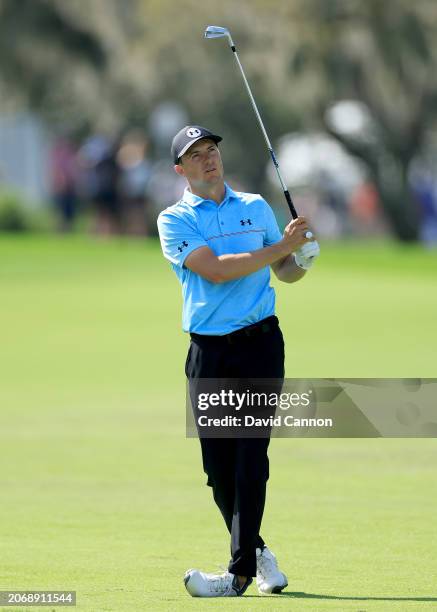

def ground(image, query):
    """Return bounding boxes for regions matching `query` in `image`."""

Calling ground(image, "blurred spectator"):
[77,135,121,236]
[348,182,387,236]
[49,137,79,232]
[117,129,152,236]
[410,165,437,246]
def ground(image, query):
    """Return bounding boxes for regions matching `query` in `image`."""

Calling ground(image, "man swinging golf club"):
[157,124,320,597]
[158,23,319,599]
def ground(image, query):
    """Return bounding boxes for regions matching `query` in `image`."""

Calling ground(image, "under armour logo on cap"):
[186,127,202,138]
[171,125,223,163]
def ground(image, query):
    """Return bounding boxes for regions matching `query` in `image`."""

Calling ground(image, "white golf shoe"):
[184,569,252,597]
[256,546,288,594]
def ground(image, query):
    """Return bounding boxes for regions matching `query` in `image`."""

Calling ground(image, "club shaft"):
[230,46,299,219]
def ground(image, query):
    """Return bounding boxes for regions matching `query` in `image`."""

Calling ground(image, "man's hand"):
[294,240,320,270]
[277,217,312,257]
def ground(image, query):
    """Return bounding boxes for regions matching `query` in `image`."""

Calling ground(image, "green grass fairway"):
[1,236,437,611]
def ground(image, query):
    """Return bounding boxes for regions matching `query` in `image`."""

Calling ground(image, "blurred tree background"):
[0,0,436,240]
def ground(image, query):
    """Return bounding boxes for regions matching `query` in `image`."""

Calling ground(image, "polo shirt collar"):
[182,183,238,207]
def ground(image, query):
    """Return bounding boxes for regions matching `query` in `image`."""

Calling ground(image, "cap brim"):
[176,135,222,162]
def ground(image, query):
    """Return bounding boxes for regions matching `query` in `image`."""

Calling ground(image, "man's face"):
[175,138,224,188]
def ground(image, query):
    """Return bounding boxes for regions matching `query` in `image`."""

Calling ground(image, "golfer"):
[157,125,320,597]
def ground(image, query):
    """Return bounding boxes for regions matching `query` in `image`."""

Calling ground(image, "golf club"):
[204,25,313,240]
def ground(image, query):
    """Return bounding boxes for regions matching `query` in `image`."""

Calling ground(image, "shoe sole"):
[271,582,288,594]
[259,578,288,595]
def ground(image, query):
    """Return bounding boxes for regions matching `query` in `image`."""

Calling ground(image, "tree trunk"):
[325,124,420,241]
[373,159,420,241]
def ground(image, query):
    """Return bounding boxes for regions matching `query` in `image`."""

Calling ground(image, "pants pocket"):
[185,343,193,378]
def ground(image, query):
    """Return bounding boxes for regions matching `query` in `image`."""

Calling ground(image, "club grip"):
[283,189,313,238]
[284,189,298,219]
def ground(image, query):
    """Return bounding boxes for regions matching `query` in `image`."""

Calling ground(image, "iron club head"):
[204,25,230,39]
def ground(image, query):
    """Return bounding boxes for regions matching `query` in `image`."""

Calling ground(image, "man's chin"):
[204,172,222,184]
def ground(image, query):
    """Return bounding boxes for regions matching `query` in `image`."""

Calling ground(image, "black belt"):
[190,316,279,345]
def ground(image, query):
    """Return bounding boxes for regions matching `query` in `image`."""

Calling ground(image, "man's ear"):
[174,164,185,177]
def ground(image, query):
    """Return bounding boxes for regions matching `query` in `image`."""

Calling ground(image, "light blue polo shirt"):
[157,183,282,335]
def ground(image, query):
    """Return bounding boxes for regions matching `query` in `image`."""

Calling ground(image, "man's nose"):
[202,149,215,160]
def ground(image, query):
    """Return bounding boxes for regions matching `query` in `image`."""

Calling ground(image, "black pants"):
[185,316,285,577]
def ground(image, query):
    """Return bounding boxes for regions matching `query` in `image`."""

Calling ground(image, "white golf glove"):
[294,240,320,270]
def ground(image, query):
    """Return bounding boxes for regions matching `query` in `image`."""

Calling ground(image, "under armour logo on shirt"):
[178,240,189,253]
[240,219,252,226]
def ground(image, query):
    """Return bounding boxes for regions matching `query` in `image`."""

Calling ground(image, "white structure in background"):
[325,100,377,144]
[0,113,50,205]
[271,131,366,190]
[148,101,188,154]
[268,130,367,238]
[147,101,188,213]
[146,159,186,216]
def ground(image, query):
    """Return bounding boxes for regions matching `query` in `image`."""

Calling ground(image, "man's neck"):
[189,182,226,204]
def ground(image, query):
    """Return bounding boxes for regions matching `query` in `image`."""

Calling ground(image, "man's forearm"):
[271,254,306,283]
[214,243,288,282]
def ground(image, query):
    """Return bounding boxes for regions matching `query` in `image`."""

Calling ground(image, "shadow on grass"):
[257,591,437,602]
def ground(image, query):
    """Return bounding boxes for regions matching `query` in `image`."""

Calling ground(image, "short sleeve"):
[262,200,282,246]
[157,209,208,268]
